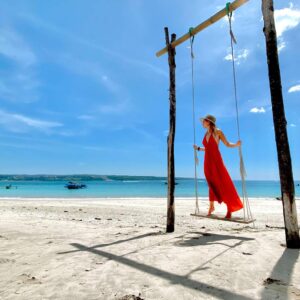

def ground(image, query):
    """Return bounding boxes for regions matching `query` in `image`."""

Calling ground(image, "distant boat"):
[4,184,18,190]
[65,182,87,190]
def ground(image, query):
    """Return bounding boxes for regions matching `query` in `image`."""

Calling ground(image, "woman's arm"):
[218,130,241,148]
[193,145,205,151]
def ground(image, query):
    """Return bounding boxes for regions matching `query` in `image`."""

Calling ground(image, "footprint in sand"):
[18,274,41,284]
[264,277,300,298]
[0,258,15,264]
[119,295,144,300]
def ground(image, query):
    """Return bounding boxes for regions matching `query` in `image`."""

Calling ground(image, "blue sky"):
[0,0,299,180]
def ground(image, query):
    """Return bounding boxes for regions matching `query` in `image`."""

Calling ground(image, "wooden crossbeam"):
[156,0,249,57]
[191,213,256,224]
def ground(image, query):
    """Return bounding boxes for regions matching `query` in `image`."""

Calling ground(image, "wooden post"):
[262,0,300,248]
[165,28,176,233]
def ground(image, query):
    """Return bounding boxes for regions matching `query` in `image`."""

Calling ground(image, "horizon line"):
[0,174,299,181]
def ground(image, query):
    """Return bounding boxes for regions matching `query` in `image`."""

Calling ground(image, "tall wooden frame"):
[157,0,299,248]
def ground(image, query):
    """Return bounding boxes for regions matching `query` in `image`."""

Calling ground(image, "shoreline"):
[1,196,299,200]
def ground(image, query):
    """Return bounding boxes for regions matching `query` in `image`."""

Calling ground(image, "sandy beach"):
[0,197,299,300]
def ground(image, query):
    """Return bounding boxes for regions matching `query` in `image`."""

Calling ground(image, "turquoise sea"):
[0,176,299,198]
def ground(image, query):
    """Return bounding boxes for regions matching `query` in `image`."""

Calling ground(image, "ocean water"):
[0,179,299,198]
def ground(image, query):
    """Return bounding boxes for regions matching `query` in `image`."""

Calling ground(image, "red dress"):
[202,133,243,213]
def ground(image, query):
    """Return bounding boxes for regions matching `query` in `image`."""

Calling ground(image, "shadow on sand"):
[59,231,256,300]
[175,231,254,247]
[261,248,300,299]
[59,232,163,255]
[173,231,255,276]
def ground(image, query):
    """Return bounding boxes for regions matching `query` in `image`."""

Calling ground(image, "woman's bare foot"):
[207,207,215,216]
[225,211,232,219]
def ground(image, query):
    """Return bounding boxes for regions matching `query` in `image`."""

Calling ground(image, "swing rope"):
[226,3,254,223]
[189,28,200,215]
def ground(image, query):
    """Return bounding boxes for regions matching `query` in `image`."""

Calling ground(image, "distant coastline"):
[0,174,190,182]
[0,174,299,182]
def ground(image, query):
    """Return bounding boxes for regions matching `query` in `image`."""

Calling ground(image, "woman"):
[193,114,243,219]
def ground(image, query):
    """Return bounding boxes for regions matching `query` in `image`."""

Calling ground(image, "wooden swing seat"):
[191,213,256,224]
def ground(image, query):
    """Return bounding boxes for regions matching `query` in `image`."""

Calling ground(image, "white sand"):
[0,197,299,300]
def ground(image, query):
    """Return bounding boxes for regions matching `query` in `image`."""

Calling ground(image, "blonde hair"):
[208,121,216,133]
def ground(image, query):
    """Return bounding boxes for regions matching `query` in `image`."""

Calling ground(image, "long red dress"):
[202,133,243,213]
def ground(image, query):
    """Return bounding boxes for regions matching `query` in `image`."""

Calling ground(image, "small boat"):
[5,184,12,189]
[65,182,87,190]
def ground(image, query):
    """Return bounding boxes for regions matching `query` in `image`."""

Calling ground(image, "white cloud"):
[288,84,300,93]
[13,115,61,128]
[278,40,286,52]
[250,107,266,113]
[77,115,95,120]
[274,3,300,37]
[56,54,132,122]
[0,27,36,67]
[290,123,296,127]
[19,13,167,78]
[0,71,40,103]
[56,55,132,116]
[58,130,78,137]
[224,49,249,64]
[97,98,130,115]
[0,27,39,103]
[100,75,120,94]
[83,145,112,152]
[224,54,232,61]
[57,55,121,95]
[0,109,62,133]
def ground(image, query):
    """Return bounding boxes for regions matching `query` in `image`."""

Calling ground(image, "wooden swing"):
[156,0,255,227]
[188,3,255,224]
